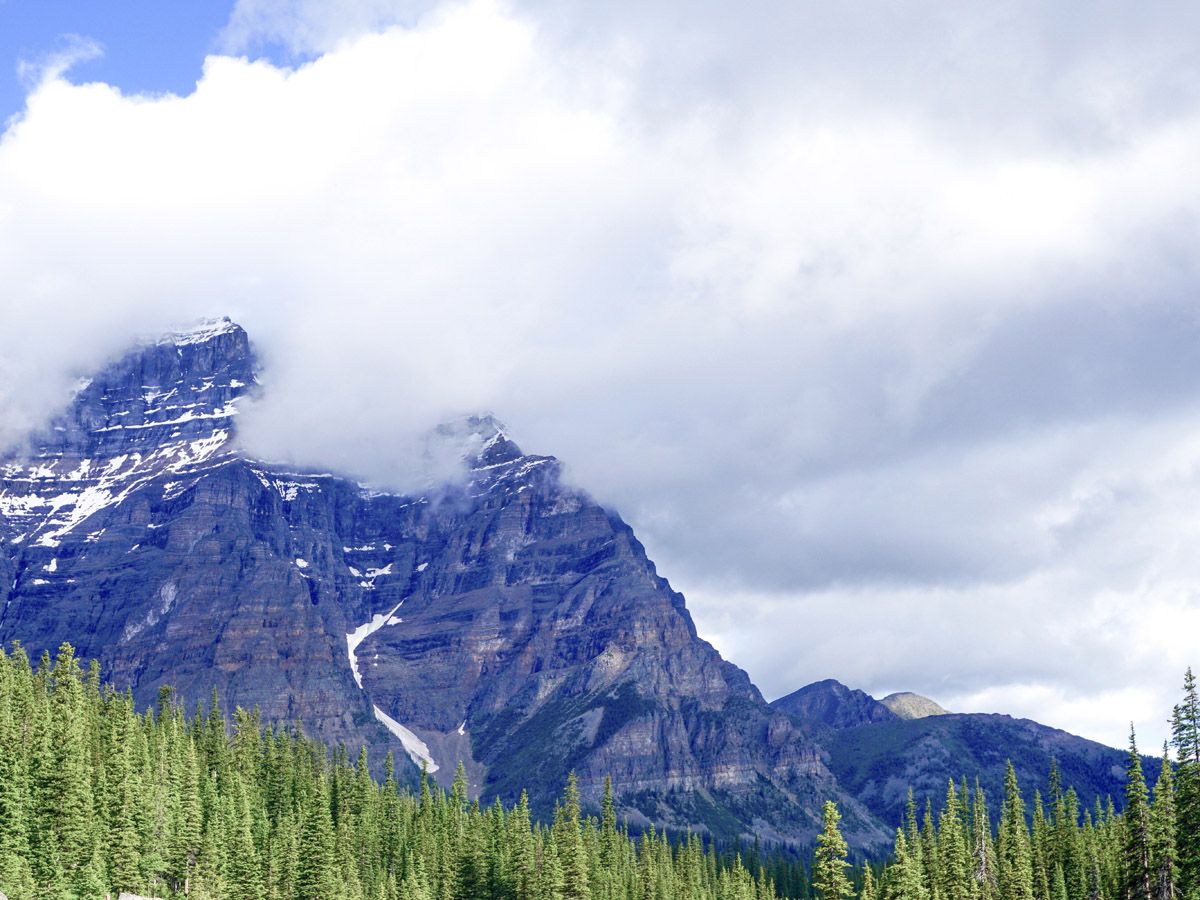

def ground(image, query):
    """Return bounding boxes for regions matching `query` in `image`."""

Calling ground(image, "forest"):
[0,643,1196,900]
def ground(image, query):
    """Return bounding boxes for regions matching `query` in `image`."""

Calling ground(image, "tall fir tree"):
[998,762,1034,900]
[1172,669,1200,900]
[1127,727,1156,900]
[813,801,854,900]
[1150,744,1179,900]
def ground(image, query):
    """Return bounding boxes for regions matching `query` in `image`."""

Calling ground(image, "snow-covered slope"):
[0,318,250,549]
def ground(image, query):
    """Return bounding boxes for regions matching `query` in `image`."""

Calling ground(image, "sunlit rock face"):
[0,319,894,847]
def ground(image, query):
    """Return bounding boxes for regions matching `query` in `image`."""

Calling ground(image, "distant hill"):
[881,691,950,719]
[771,679,1135,829]
[821,712,1134,828]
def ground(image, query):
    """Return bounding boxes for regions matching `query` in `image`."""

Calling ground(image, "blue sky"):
[0,2,232,121]
[1,0,1199,751]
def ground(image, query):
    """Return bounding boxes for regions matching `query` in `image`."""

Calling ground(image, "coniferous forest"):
[0,643,1196,900]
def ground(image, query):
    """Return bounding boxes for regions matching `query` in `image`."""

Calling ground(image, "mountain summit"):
[880,691,950,719]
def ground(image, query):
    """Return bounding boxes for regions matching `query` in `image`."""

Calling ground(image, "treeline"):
[0,642,781,900]
[811,670,1200,900]
[1,643,1197,900]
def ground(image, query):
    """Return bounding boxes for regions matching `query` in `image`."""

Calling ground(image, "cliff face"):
[0,320,888,847]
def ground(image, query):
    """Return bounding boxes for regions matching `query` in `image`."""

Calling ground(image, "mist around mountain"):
[0,319,1138,849]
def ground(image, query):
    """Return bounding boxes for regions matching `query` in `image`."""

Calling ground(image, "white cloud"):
[2,0,1200,749]
[15,33,104,92]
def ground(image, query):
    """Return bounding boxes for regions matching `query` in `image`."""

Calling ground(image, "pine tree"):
[0,648,35,897]
[813,800,854,900]
[1032,790,1051,900]
[998,762,1034,900]
[887,828,928,900]
[1051,863,1068,900]
[556,773,592,900]
[1172,669,1200,900]
[938,780,973,900]
[1150,744,1179,900]
[1126,727,1155,900]
[296,773,338,900]
[862,865,878,900]
[975,781,1000,900]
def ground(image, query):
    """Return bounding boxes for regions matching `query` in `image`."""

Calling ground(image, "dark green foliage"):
[1,646,1195,900]
[1126,728,1155,900]
[1172,670,1200,900]
[812,801,852,900]
[0,643,782,900]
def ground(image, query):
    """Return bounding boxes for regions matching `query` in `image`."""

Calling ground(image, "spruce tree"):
[1172,669,1200,900]
[813,800,854,900]
[296,773,338,900]
[998,762,1034,900]
[555,773,592,900]
[975,781,1000,900]
[862,865,878,900]
[887,828,928,900]
[1150,744,1179,900]
[1126,727,1155,900]
[938,780,973,900]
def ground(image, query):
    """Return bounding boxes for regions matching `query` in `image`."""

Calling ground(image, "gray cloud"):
[3,0,1200,749]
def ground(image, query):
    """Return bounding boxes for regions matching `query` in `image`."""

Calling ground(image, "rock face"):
[0,319,887,847]
[880,691,950,720]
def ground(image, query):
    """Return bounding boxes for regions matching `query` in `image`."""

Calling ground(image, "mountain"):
[880,691,950,719]
[771,679,898,733]
[770,679,1133,829]
[0,319,1140,848]
[822,713,1132,828]
[0,319,889,847]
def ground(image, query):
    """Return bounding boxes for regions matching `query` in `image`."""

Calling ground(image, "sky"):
[1,0,1199,751]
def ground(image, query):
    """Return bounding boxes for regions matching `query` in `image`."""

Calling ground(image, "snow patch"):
[346,599,405,689]
[168,317,240,347]
[373,706,439,773]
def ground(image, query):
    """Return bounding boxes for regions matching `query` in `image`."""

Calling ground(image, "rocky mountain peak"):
[0,317,254,548]
[431,412,524,467]
[880,691,950,719]
[771,678,897,732]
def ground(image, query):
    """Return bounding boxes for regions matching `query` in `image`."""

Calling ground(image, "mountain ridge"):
[0,319,886,846]
[0,318,1134,847]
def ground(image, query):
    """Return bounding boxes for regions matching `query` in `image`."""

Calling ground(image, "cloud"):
[15,33,104,92]
[221,0,431,57]
[2,0,1200,749]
